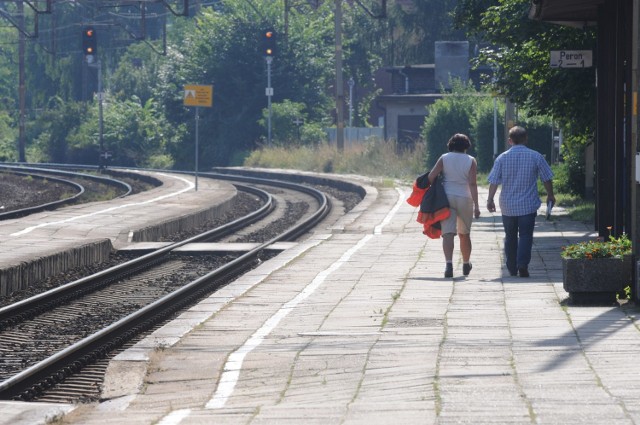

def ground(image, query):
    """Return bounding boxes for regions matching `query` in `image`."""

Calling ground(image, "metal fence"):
[325,127,384,148]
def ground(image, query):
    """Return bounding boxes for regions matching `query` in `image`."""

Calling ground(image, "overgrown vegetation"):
[246,137,594,223]
[0,0,469,167]
[245,139,426,181]
[421,81,554,170]
[0,0,598,224]
[453,0,595,199]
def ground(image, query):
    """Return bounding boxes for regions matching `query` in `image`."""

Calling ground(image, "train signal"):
[262,29,276,57]
[82,26,97,56]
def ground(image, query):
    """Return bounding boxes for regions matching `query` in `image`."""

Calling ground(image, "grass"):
[553,192,595,223]
[244,141,594,223]
[244,139,426,183]
[566,202,595,222]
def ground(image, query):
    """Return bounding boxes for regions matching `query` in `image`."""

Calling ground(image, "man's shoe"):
[518,267,529,278]
[444,263,453,278]
[507,267,517,276]
[463,263,472,276]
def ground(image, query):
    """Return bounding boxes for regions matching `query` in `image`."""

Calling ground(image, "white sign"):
[550,50,593,68]
[265,87,274,96]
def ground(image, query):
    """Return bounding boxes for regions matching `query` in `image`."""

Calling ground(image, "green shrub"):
[421,81,476,168]
[422,81,509,172]
[518,114,553,161]
[560,134,589,197]
[0,111,17,161]
[145,154,174,170]
[473,99,505,172]
[258,100,325,146]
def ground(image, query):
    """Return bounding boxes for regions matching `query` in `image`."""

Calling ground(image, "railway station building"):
[373,41,491,148]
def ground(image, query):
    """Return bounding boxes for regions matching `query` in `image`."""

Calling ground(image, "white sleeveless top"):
[441,152,473,198]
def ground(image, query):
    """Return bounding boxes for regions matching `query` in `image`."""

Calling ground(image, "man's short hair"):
[509,126,527,145]
[447,133,471,152]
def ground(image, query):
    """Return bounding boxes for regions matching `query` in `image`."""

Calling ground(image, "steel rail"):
[201,171,331,241]
[0,174,329,401]
[0,183,273,329]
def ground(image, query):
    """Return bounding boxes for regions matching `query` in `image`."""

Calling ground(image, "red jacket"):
[407,172,450,239]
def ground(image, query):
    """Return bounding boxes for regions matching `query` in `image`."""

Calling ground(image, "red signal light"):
[262,29,276,57]
[82,26,97,56]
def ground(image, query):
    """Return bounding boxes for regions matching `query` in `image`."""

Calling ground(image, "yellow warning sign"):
[184,85,213,107]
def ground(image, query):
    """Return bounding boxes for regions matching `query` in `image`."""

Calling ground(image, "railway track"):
[0,170,338,402]
[0,164,135,220]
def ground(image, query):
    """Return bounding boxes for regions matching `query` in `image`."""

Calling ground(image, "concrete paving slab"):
[7,175,640,425]
[0,401,75,425]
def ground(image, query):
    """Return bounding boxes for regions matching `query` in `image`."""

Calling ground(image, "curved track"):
[0,171,332,401]
[0,164,133,220]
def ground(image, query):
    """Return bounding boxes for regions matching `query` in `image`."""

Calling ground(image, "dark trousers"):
[501,213,537,273]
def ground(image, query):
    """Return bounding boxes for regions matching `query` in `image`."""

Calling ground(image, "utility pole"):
[18,0,26,162]
[335,0,344,152]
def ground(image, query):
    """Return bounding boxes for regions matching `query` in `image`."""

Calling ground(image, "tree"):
[0,110,17,161]
[453,0,596,133]
[454,0,595,196]
[386,0,465,65]
[111,43,166,104]
[259,100,325,146]
[65,95,183,168]
[156,0,341,167]
[473,97,504,172]
[421,81,477,168]
[30,97,88,163]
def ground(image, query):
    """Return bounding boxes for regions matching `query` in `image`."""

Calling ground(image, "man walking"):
[486,126,555,277]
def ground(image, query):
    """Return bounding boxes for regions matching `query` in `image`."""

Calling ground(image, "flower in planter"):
[561,230,633,304]
[561,231,631,260]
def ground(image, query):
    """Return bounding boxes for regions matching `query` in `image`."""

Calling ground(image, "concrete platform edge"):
[100,233,334,406]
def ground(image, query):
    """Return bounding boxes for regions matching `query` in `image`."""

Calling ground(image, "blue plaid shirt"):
[487,145,554,216]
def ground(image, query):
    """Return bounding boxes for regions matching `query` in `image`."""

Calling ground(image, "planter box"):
[562,256,632,305]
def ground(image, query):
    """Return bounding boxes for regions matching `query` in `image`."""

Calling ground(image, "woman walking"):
[428,133,481,278]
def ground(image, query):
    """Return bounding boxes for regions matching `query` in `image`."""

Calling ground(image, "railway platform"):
[0,170,236,296]
[4,174,640,425]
